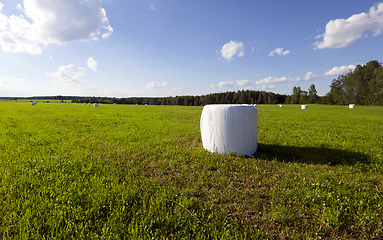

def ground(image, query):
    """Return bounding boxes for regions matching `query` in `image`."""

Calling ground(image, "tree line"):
[68,60,382,106]
[71,91,287,106]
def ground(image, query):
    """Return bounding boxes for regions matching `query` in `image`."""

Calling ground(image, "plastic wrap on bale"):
[200,104,258,156]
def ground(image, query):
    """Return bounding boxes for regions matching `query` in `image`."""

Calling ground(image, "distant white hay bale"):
[301,105,308,109]
[349,104,356,108]
[200,104,258,156]
[279,104,283,107]
[75,102,77,104]
[113,103,116,105]
[30,102,35,106]
[67,102,70,104]
[94,103,98,107]
[83,102,86,105]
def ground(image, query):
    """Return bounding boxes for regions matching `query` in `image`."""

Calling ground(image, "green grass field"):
[1,102,382,239]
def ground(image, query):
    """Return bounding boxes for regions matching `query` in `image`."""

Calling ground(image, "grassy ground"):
[0,102,382,239]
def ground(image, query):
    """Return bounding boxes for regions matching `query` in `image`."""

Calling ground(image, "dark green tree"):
[299,91,308,104]
[291,87,301,104]
[308,84,318,104]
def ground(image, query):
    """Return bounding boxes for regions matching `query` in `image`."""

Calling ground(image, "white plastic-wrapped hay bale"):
[279,104,283,107]
[30,102,35,106]
[83,102,86,105]
[113,103,116,105]
[349,104,356,108]
[301,105,308,109]
[200,104,258,156]
[94,103,98,107]
[67,102,70,105]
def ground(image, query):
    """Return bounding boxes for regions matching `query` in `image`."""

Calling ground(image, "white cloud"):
[0,0,113,55]
[146,81,168,88]
[47,64,86,85]
[210,79,252,88]
[220,40,244,61]
[236,79,251,86]
[174,87,184,91]
[253,84,276,90]
[210,81,234,88]
[86,57,99,72]
[302,72,321,81]
[0,14,7,31]
[314,3,383,49]
[0,3,3,11]
[282,50,290,55]
[255,73,319,85]
[268,48,290,57]
[324,64,356,76]
[255,76,290,85]
[260,85,276,90]
[148,5,158,11]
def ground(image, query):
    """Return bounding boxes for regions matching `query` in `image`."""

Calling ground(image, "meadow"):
[0,102,382,239]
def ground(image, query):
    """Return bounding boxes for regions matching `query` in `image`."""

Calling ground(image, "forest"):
[71,91,287,106]
[71,60,382,106]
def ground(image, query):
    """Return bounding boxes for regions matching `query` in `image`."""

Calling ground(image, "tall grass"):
[0,102,382,239]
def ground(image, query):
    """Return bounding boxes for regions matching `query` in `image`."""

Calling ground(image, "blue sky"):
[0,0,383,97]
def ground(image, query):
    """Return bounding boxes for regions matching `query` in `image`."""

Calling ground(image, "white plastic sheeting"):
[349,104,355,108]
[200,104,258,156]
[94,103,98,107]
[301,105,308,109]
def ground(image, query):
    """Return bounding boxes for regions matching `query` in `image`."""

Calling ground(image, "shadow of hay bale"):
[253,143,372,166]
